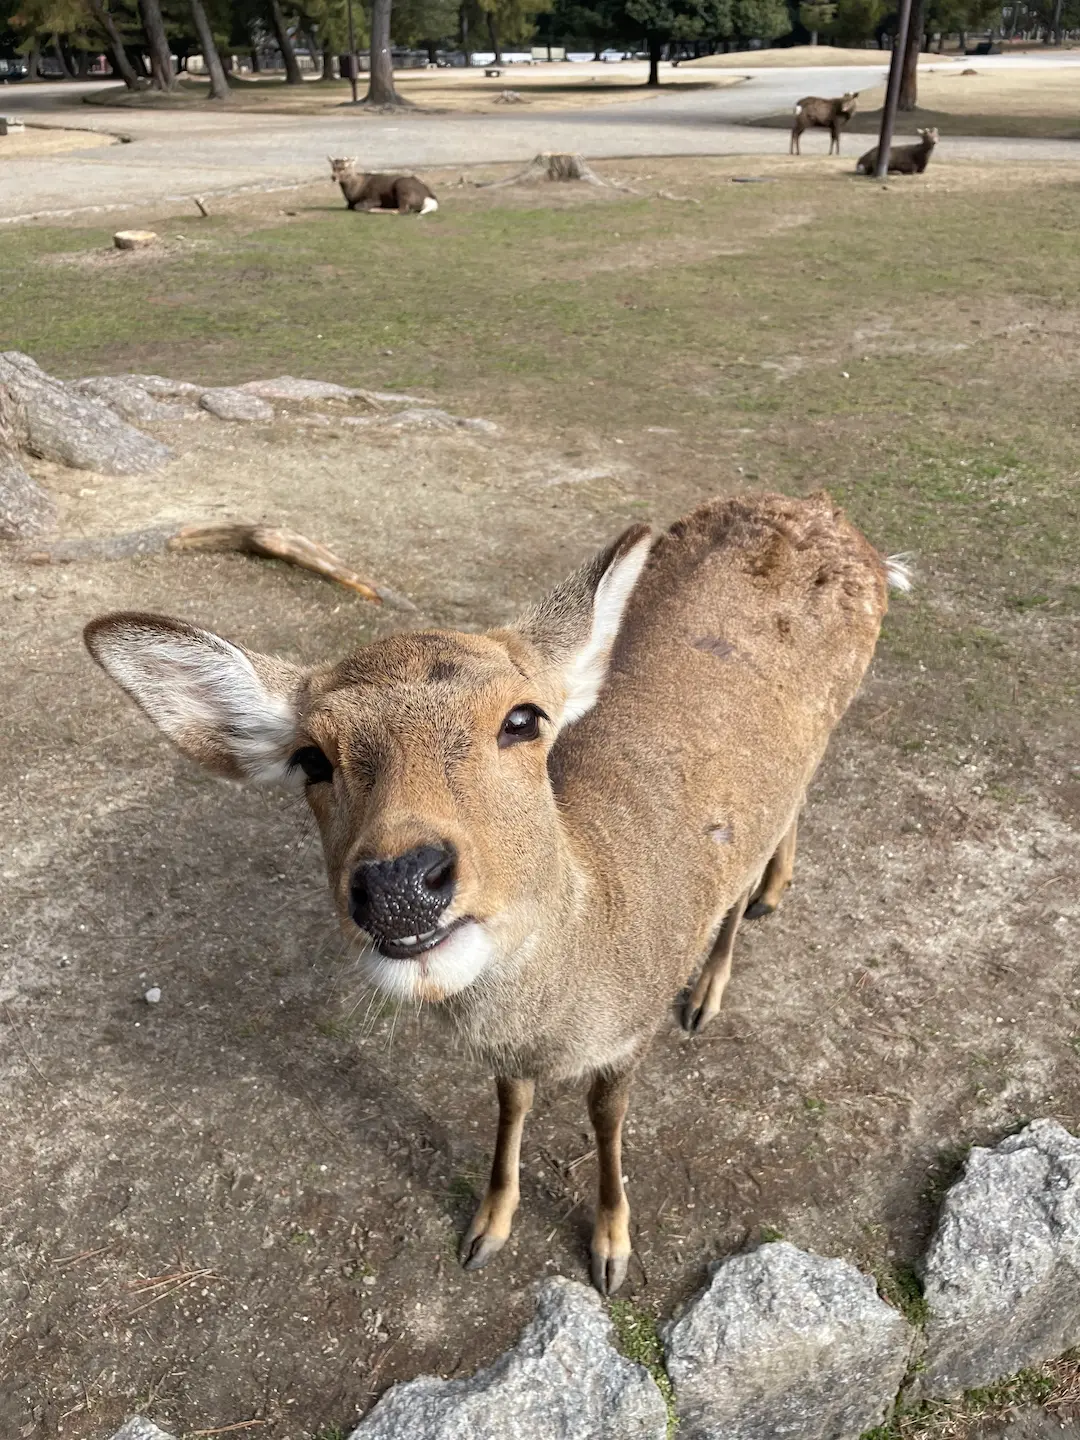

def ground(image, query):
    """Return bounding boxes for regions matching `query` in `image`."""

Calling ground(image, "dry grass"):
[89,62,740,114]
[856,65,1080,118]
[686,44,894,66]
[0,125,119,158]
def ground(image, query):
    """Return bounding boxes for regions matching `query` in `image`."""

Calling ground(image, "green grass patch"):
[608,1298,679,1437]
[874,1262,930,1329]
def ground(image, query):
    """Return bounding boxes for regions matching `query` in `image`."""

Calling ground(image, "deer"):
[329,157,438,215]
[856,127,939,176]
[83,493,910,1296]
[790,92,859,155]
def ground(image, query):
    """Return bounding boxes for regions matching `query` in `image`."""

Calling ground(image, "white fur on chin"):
[362,919,494,1002]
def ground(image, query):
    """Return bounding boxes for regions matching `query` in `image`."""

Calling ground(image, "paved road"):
[1,59,1077,222]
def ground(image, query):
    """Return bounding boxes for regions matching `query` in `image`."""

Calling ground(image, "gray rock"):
[920,1119,1080,1399]
[117,373,205,399]
[343,408,496,434]
[198,388,275,422]
[663,1242,912,1440]
[0,352,170,474]
[74,376,185,425]
[0,447,54,539]
[241,375,356,402]
[107,1420,177,1440]
[349,1276,668,1440]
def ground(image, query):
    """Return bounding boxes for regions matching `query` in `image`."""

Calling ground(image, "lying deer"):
[790,92,859,155]
[856,127,939,175]
[84,493,909,1295]
[329,157,438,214]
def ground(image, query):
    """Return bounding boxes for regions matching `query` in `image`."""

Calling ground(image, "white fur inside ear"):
[561,532,653,725]
[93,624,300,785]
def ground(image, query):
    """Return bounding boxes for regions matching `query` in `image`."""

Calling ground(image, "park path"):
[1,58,1078,222]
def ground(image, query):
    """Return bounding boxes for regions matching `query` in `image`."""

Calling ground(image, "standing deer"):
[790,92,859,155]
[856,127,939,175]
[84,493,909,1295]
[329,157,439,214]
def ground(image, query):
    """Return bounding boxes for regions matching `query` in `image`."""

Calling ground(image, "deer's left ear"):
[498,523,653,730]
[84,611,307,785]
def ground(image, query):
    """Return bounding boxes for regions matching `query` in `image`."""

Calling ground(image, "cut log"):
[113,230,158,250]
[0,352,170,474]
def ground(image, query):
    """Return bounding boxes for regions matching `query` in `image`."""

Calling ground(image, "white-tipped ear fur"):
[84,612,304,785]
[511,523,654,729]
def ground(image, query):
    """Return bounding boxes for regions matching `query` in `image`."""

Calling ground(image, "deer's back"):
[550,494,887,999]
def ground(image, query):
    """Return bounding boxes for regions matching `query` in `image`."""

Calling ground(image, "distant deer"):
[84,494,910,1296]
[790,92,859,155]
[329,157,438,214]
[856,127,939,175]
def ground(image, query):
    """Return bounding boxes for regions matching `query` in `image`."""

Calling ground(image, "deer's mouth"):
[372,916,471,961]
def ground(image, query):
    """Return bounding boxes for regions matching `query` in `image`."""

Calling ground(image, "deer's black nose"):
[349,844,456,942]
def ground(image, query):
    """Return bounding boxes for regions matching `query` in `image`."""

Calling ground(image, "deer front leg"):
[460,1075,534,1272]
[588,1067,633,1297]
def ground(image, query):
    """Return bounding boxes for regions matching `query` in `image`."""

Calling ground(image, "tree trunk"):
[250,45,261,70]
[810,28,818,42]
[320,41,337,77]
[24,40,41,80]
[365,0,401,103]
[53,37,77,78]
[268,0,304,84]
[88,0,142,87]
[139,0,176,88]
[426,39,437,64]
[1050,0,1063,41]
[647,33,662,85]
[486,9,502,62]
[189,0,229,97]
[897,0,926,110]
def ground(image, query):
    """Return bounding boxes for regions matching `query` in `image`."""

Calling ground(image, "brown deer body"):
[84,494,909,1295]
[856,127,939,175]
[790,92,859,155]
[329,156,438,214]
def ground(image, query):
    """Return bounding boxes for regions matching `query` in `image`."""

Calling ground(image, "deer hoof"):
[745,898,777,920]
[460,1228,507,1271]
[681,998,714,1034]
[590,1249,629,1296]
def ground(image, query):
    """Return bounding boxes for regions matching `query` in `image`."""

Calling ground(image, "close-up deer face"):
[84,523,652,1007]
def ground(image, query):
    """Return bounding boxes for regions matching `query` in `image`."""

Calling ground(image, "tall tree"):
[623,0,733,84]
[267,0,303,79]
[189,0,228,93]
[86,0,143,86]
[897,0,925,108]
[365,0,400,99]
[798,0,834,39]
[139,0,176,85]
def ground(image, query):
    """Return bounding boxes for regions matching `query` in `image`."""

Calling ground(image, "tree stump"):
[479,153,612,190]
[113,230,158,251]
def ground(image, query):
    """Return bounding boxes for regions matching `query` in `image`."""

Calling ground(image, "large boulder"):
[920,1120,1080,1399]
[663,1242,913,1440]
[349,1277,669,1440]
[0,352,169,474]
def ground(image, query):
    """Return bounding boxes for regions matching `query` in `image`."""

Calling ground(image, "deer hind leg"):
[460,1075,534,1271]
[588,1067,633,1296]
[791,126,801,155]
[682,886,751,1035]
[747,815,799,920]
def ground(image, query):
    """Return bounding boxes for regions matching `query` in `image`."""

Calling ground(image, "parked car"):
[0,62,28,82]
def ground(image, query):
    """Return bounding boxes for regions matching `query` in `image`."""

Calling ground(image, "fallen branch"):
[23,520,415,610]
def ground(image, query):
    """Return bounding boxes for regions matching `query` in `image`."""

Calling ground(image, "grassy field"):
[3,157,1079,1437]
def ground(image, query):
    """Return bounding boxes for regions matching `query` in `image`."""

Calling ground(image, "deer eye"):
[289,745,334,785]
[498,705,545,748]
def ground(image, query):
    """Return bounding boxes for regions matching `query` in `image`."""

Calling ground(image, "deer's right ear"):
[84,612,307,785]
[501,523,653,730]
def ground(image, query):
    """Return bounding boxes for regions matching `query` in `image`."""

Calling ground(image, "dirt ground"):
[1,160,1078,1439]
